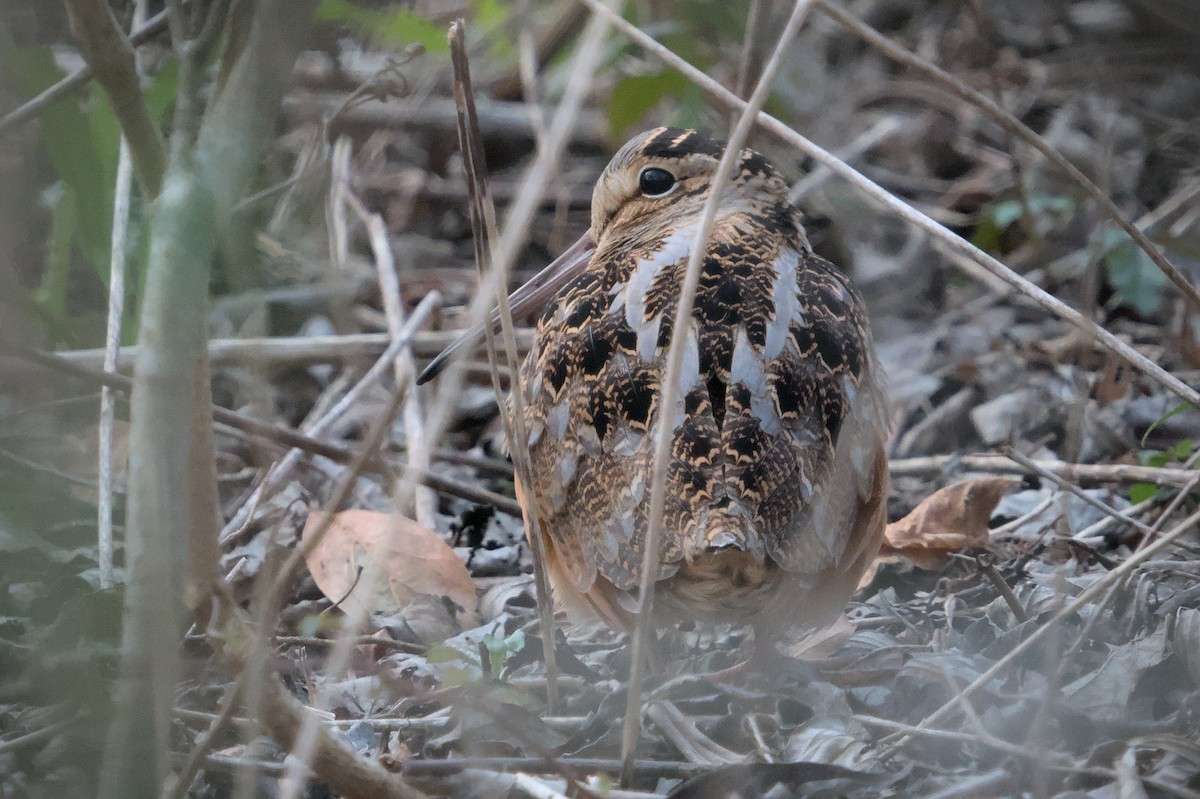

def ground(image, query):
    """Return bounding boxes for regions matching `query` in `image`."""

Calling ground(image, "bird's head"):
[588,127,794,248]
[415,128,798,385]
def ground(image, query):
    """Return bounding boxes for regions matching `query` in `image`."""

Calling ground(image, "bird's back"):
[516,128,889,630]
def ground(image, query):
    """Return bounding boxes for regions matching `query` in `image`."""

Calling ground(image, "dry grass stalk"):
[447,19,560,705]
[97,145,134,590]
[96,0,149,591]
[342,184,438,528]
[618,0,818,785]
[579,0,1200,409]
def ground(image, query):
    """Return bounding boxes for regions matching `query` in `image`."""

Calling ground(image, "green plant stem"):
[97,164,215,799]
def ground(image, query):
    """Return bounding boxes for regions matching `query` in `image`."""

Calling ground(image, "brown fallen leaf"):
[302,509,477,617]
[862,477,1017,584]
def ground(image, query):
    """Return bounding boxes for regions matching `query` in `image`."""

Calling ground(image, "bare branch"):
[63,0,167,196]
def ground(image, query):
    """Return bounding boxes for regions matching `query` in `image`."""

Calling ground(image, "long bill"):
[415,231,597,385]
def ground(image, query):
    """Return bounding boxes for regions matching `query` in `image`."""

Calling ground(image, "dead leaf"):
[302,509,476,617]
[1064,622,1170,714]
[879,477,1017,569]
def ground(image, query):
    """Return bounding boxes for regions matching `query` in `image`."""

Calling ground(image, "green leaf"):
[438,665,477,688]
[1140,402,1192,447]
[1138,449,1170,468]
[973,194,1076,253]
[608,69,688,138]
[426,643,479,666]
[1093,226,1168,315]
[1129,483,1159,504]
[6,48,121,280]
[481,629,527,679]
[502,629,526,653]
[472,0,512,59]
[317,0,448,52]
[143,58,180,129]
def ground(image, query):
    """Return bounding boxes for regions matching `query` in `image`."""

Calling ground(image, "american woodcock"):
[421,127,890,656]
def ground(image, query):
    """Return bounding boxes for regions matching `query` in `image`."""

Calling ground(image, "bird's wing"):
[725,248,889,576]
[518,222,886,594]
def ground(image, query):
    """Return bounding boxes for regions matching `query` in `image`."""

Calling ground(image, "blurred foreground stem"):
[94,1,317,795]
[98,163,215,799]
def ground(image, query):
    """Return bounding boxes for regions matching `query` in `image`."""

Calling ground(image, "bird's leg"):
[699,620,788,683]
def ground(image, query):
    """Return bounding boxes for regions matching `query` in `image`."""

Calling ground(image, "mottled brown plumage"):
[511,127,891,647]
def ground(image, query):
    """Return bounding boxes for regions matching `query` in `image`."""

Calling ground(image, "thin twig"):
[164,681,243,799]
[448,19,560,706]
[618,0,817,785]
[888,454,1196,487]
[201,753,705,779]
[0,711,86,756]
[219,293,439,541]
[813,0,1200,313]
[273,635,426,653]
[53,329,532,371]
[342,185,437,528]
[1002,446,1156,536]
[578,0,1200,409]
[97,137,136,589]
[973,554,1029,623]
[0,8,172,134]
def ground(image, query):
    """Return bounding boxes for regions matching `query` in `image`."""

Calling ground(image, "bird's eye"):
[638,167,677,198]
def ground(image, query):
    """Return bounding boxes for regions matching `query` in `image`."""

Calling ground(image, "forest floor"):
[3,0,1200,797]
